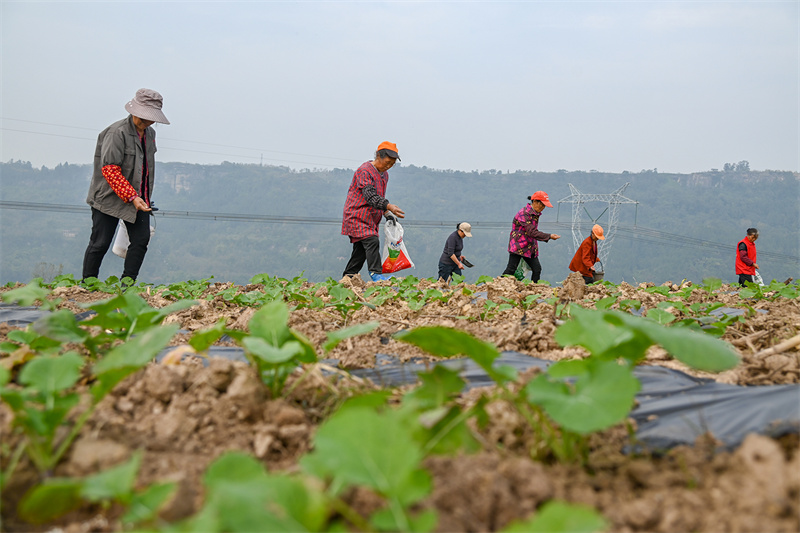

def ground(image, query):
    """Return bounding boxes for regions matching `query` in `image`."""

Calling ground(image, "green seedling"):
[1,280,60,311]
[323,321,379,353]
[176,452,328,532]
[0,323,176,480]
[326,284,371,323]
[301,404,437,532]
[17,450,176,526]
[154,276,214,300]
[740,279,800,300]
[402,365,484,455]
[81,291,195,345]
[238,300,317,397]
[502,500,608,533]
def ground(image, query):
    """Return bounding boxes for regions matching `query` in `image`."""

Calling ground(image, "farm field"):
[1,273,798,532]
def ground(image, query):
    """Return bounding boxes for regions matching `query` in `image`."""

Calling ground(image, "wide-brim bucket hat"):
[124,88,170,124]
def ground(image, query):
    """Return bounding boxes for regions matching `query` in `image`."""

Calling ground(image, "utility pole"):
[557,183,638,267]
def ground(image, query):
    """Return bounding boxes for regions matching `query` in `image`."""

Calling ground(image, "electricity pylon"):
[556,183,638,267]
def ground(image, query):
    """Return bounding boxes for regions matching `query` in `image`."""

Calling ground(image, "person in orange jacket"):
[735,228,759,285]
[569,224,605,284]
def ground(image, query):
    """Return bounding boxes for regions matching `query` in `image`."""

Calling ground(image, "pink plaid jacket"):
[507,203,551,258]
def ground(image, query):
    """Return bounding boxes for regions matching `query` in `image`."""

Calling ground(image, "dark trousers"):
[502,253,542,282]
[738,274,754,285]
[582,275,594,285]
[83,208,151,281]
[437,261,462,282]
[343,236,382,277]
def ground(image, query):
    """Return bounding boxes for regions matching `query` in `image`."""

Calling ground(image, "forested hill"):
[1,160,798,286]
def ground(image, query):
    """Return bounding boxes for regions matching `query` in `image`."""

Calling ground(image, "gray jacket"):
[86,115,157,223]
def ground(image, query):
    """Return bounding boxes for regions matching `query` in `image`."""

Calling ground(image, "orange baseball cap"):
[529,191,553,208]
[377,141,400,161]
[592,224,605,240]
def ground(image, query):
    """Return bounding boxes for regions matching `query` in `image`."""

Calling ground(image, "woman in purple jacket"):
[501,191,560,282]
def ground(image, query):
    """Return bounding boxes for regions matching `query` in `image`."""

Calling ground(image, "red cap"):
[530,191,553,208]
[377,141,400,161]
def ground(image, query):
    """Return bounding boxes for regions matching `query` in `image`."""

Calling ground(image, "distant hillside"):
[1,161,797,285]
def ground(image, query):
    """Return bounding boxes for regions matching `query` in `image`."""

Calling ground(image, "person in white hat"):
[569,224,605,284]
[83,88,169,283]
[437,222,472,282]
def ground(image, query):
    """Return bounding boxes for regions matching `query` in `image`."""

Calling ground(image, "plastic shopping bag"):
[112,220,130,258]
[112,219,156,259]
[381,219,414,274]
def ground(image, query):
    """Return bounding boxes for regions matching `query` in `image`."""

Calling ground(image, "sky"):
[1,0,797,174]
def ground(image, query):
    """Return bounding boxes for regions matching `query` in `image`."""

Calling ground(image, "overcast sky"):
[1,1,797,174]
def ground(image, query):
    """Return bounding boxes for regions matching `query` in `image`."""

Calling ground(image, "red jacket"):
[569,236,598,277]
[735,237,756,275]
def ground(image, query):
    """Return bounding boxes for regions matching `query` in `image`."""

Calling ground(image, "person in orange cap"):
[569,224,605,284]
[341,142,405,281]
[501,191,560,282]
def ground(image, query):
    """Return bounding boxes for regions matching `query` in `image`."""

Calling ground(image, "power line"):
[0,117,363,168]
[1,201,797,266]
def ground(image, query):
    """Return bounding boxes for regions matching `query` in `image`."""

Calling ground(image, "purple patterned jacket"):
[507,203,551,258]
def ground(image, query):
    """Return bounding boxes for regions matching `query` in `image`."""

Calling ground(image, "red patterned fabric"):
[101,165,137,202]
[341,162,389,241]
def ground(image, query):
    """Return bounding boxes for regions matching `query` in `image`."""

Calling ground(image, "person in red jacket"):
[569,224,605,284]
[735,228,759,285]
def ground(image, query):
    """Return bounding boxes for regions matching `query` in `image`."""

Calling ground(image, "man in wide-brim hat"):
[83,88,169,282]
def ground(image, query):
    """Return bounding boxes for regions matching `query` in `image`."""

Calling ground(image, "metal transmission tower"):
[556,183,638,267]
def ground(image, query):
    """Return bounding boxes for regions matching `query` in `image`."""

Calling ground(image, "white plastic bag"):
[112,219,155,259]
[112,220,130,258]
[381,219,414,273]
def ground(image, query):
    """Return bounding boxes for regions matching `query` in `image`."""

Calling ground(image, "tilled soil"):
[1,276,799,532]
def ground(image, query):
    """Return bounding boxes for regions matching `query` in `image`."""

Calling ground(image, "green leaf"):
[122,481,177,525]
[323,321,380,353]
[189,319,228,352]
[243,338,303,364]
[395,327,509,384]
[476,275,495,284]
[300,407,426,502]
[701,277,722,293]
[645,308,676,325]
[404,366,465,410]
[526,359,640,434]
[594,296,617,310]
[194,452,325,532]
[91,325,178,403]
[19,352,84,394]
[2,281,50,307]
[616,313,740,372]
[555,307,637,356]
[502,500,607,533]
[248,301,291,345]
[81,451,142,503]
[33,310,89,343]
[18,478,83,523]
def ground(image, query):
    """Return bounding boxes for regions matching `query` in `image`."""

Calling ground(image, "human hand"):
[754,263,759,270]
[551,234,560,240]
[132,197,151,212]
[386,204,405,218]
